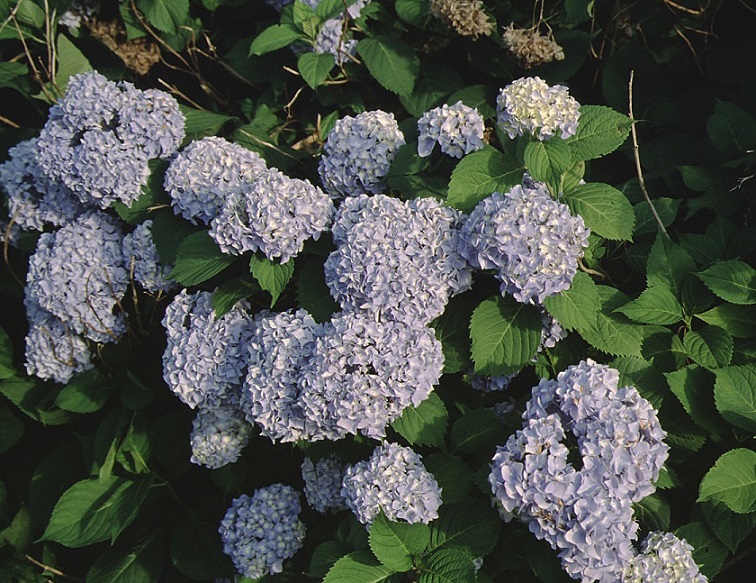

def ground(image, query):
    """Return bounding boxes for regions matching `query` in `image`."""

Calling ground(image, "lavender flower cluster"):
[489,359,670,581]
[624,532,707,583]
[190,405,253,469]
[304,0,370,65]
[122,220,176,294]
[301,455,348,513]
[417,101,485,158]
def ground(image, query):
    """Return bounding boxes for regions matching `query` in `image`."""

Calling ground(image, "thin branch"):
[0,114,21,128]
[628,70,671,241]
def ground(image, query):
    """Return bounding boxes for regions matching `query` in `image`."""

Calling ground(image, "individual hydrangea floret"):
[496,76,580,140]
[23,294,93,384]
[241,309,324,443]
[164,136,267,225]
[417,101,485,158]
[318,110,405,199]
[301,455,348,513]
[36,71,184,208]
[624,532,707,583]
[162,290,257,409]
[342,442,442,525]
[26,211,128,343]
[459,183,589,304]
[209,169,334,263]
[190,405,253,469]
[299,312,444,441]
[324,194,472,325]
[0,138,85,236]
[122,220,176,294]
[219,484,306,579]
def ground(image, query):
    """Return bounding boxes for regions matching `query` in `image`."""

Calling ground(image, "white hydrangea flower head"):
[342,442,442,525]
[624,532,707,583]
[189,405,253,469]
[417,101,485,158]
[496,76,580,140]
[301,455,348,513]
[318,110,405,199]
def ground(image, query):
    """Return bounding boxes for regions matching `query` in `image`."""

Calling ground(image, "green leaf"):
[577,294,645,358]
[523,139,573,194]
[665,366,725,434]
[0,506,31,552]
[170,512,234,579]
[698,449,756,514]
[55,370,109,414]
[422,454,473,504]
[633,493,671,532]
[697,260,756,305]
[309,541,347,579]
[356,36,420,96]
[543,271,600,331]
[135,0,189,35]
[706,100,756,159]
[0,401,23,455]
[674,522,727,580]
[399,64,462,117]
[391,392,447,448]
[447,85,497,118]
[55,35,92,92]
[469,295,542,375]
[447,148,524,212]
[646,235,695,297]
[323,551,397,583]
[678,165,734,193]
[633,197,680,237]
[180,105,234,141]
[41,474,154,547]
[450,408,502,455]
[684,326,733,368]
[697,304,756,338]
[212,277,260,317]
[86,534,164,583]
[427,501,500,556]
[298,52,334,90]
[395,0,425,26]
[249,255,295,307]
[316,0,356,19]
[713,365,756,432]
[369,512,429,571]
[418,548,476,583]
[431,294,475,374]
[615,286,683,324]
[0,377,79,426]
[701,500,756,554]
[566,105,632,161]
[249,24,304,56]
[297,256,339,323]
[613,355,666,409]
[149,210,196,266]
[562,183,635,241]
[168,231,238,286]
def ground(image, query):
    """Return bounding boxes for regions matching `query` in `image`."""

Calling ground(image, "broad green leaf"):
[697,260,756,305]
[701,500,756,554]
[562,183,635,241]
[665,366,725,434]
[678,165,734,192]
[212,277,260,317]
[0,401,23,455]
[399,64,463,117]
[41,474,154,547]
[249,24,304,56]
[369,512,429,571]
[0,506,31,552]
[55,35,92,91]
[469,295,542,375]
[681,276,717,316]
[0,327,14,380]
[395,0,425,26]
[698,449,756,514]
[447,85,497,118]
[356,36,420,96]
[55,370,109,414]
[298,52,334,90]
[684,326,733,368]
[713,365,756,432]
[28,443,83,530]
[86,534,164,583]
[447,148,524,212]
[309,541,347,579]
[391,393,447,448]
[674,522,727,580]
[450,408,502,455]
[422,454,473,504]
[523,139,573,194]
[543,271,600,331]
[170,512,234,579]
[612,356,666,409]
[646,235,695,297]
[250,255,295,307]
[427,501,500,556]
[565,0,594,23]
[0,377,79,426]
[566,105,632,161]
[168,231,237,286]
[324,551,397,582]
[578,286,645,357]
[697,304,756,338]
[316,0,357,19]
[417,548,476,583]
[180,105,234,141]
[633,197,680,237]
[633,493,671,532]
[615,286,683,324]
[149,209,196,266]
[431,294,475,373]
[135,0,189,35]
[297,257,339,323]
[706,100,756,159]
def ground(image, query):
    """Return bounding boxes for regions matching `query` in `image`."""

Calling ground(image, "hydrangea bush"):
[0,1,754,582]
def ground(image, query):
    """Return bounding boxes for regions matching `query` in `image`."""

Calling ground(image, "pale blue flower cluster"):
[459,182,589,304]
[315,19,358,65]
[209,168,334,263]
[341,442,442,525]
[164,136,267,225]
[497,76,580,141]
[189,405,253,469]
[299,312,444,440]
[489,359,669,582]
[301,455,348,513]
[26,211,128,344]
[122,220,176,294]
[36,71,184,208]
[162,290,257,409]
[324,194,472,325]
[318,110,405,199]
[219,484,306,579]
[417,101,485,158]
[624,532,707,583]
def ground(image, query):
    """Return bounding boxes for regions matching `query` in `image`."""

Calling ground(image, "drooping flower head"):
[189,405,253,469]
[417,101,485,158]
[121,220,176,294]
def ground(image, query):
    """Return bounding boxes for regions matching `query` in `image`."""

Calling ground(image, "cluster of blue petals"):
[301,454,348,514]
[417,100,485,158]
[122,220,176,294]
[189,405,253,469]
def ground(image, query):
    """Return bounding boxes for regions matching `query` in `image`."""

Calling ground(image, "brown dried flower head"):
[502,24,565,69]
[429,0,494,40]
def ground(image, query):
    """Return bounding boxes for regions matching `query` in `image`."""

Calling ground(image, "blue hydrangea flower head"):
[624,532,707,583]
[315,18,358,65]
[324,194,472,325]
[496,76,580,140]
[26,211,128,343]
[299,312,444,440]
[341,442,442,525]
[219,484,306,579]
[318,110,405,199]
[417,101,485,158]
[122,220,176,294]
[116,84,185,159]
[459,182,589,304]
[301,455,348,513]
[190,405,253,469]
[165,136,267,225]
[209,168,334,263]
[162,290,257,409]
